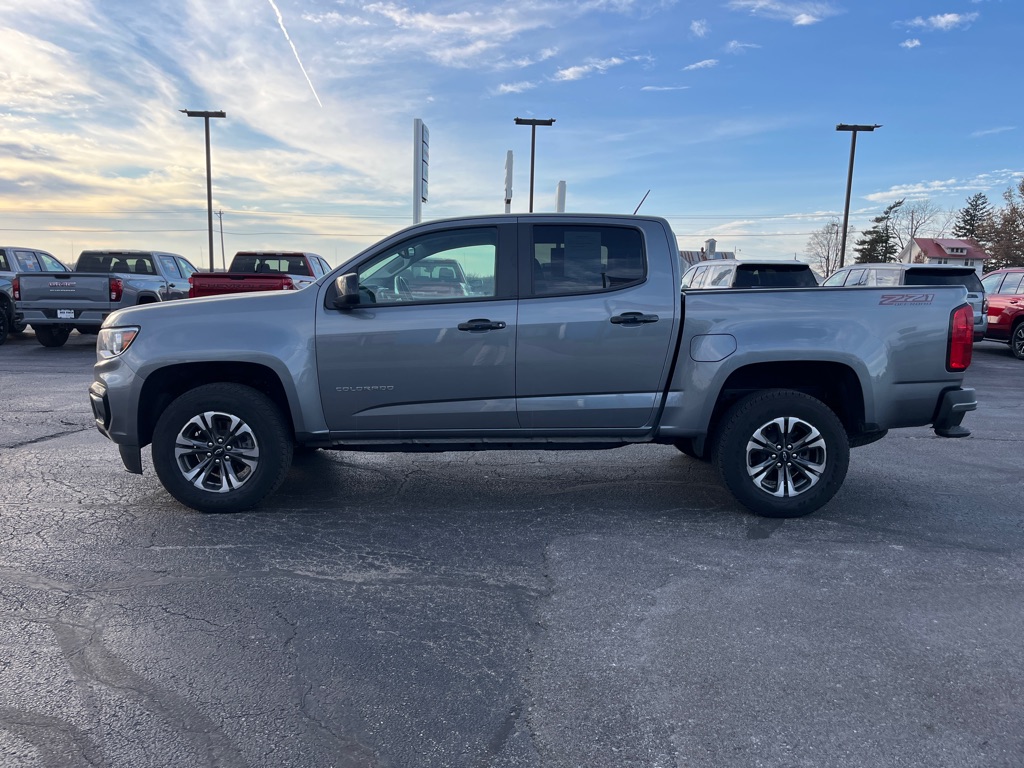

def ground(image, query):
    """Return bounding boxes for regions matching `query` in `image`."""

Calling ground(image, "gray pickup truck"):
[14,249,198,347]
[89,214,977,518]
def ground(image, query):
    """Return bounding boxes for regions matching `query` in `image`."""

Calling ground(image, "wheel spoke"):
[172,409,261,494]
[745,414,828,498]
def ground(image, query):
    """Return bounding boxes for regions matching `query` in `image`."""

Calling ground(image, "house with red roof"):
[897,238,989,274]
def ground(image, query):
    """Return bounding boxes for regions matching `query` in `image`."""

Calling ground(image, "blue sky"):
[1,0,1021,268]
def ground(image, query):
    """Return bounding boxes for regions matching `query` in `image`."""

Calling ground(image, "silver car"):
[823,263,987,341]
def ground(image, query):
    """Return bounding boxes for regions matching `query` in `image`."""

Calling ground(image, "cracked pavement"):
[1,331,1023,767]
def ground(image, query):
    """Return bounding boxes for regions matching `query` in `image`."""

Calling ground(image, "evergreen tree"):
[952,192,993,243]
[854,199,903,263]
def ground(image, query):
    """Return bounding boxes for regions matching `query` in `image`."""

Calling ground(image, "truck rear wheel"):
[714,390,849,518]
[34,326,71,347]
[0,306,8,344]
[152,384,294,513]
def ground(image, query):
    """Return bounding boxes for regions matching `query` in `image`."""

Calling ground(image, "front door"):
[316,222,519,435]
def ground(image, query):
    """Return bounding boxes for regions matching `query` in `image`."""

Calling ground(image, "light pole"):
[836,123,881,269]
[514,117,555,212]
[181,109,226,271]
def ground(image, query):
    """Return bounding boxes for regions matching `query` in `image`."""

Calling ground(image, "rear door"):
[316,221,519,434]
[515,218,677,430]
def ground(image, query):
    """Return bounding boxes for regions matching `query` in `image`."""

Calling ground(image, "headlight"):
[97,326,140,358]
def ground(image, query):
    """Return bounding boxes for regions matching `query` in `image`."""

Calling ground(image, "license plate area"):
[57,309,75,319]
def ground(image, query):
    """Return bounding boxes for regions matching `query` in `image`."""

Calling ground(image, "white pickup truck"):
[89,214,977,518]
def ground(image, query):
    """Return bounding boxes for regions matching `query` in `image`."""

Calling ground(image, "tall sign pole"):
[413,118,429,224]
[504,151,513,213]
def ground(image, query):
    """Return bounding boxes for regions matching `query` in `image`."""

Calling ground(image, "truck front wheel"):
[1011,321,1024,360]
[152,384,294,513]
[714,390,849,518]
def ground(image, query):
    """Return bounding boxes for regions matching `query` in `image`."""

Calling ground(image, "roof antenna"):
[633,190,651,215]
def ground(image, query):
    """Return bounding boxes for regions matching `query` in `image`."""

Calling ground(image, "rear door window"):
[995,272,1024,295]
[531,225,645,296]
[704,264,734,288]
[822,271,849,286]
[13,250,40,271]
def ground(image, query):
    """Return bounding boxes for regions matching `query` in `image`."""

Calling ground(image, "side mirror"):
[332,272,361,310]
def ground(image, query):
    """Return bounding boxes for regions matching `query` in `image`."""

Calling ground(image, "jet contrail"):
[267,0,323,108]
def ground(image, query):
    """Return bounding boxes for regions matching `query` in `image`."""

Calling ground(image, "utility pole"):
[514,117,555,212]
[836,123,881,269]
[216,210,226,270]
[180,109,226,271]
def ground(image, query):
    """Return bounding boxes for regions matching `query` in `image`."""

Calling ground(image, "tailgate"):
[189,273,292,297]
[16,272,111,305]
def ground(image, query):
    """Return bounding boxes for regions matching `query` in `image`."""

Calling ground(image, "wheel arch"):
[707,360,867,443]
[137,362,294,448]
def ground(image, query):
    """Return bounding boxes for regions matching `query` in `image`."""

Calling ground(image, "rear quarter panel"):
[661,285,969,435]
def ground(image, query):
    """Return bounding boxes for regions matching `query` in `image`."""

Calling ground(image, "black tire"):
[11,319,27,334]
[34,325,71,348]
[0,306,8,344]
[1012,321,1024,361]
[673,438,709,461]
[152,383,294,513]
[714,390,849,518]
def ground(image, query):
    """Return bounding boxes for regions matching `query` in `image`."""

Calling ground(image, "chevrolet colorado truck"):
[14,250,198,347]
[89,214,977,518]
[187,251,331,298]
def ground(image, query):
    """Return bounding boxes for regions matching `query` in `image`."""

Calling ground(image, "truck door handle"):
[610,312,659,325]
[458,318,507,332]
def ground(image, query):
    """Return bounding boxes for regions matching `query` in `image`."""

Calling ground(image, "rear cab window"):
[904,268,983,292]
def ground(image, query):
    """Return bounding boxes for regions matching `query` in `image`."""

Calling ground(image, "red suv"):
[981,268,1024,359]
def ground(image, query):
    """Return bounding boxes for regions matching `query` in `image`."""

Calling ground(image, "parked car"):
[680,259,819,290]
[188,251,332,298]
[822,263,988,341]
[980,267,1024,359]
[0,246,70,342]
[14,249,197,347]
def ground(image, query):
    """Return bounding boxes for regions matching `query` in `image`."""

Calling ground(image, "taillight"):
[284,278,296,290]
[11,277,19,300]
[948,304,973,371]
[109,277,124,302]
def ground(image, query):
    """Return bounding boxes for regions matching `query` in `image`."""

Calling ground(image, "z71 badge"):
[879,293,935,306]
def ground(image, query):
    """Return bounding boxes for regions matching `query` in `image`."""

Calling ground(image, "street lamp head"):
[181,109,227,118]
[836,123,881,132]
[514,117,556,126]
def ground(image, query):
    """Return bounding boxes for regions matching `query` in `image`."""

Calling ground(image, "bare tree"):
[890,198,942,253]
[804,217,847,276]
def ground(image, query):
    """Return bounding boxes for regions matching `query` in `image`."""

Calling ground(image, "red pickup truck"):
[188,251,333,298]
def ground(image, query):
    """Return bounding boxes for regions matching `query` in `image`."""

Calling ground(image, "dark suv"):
[980,268,1024,359]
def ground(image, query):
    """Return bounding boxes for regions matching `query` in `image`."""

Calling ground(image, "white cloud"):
[970,126,1015,138]
[683,58,718,70]
[863,171,1024,203]
[726,40,761,54]
[553,57,628,81]
[906,13,979,31]
[900,38,921,49]
[690,19,708,37]
[641,85,690,91]
[727,1,841,25]
[494,81,537,95]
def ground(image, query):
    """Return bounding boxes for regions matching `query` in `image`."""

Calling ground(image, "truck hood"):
[103,285,316,328]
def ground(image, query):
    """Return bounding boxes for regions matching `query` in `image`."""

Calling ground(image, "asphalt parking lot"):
[1,330,1022,768]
